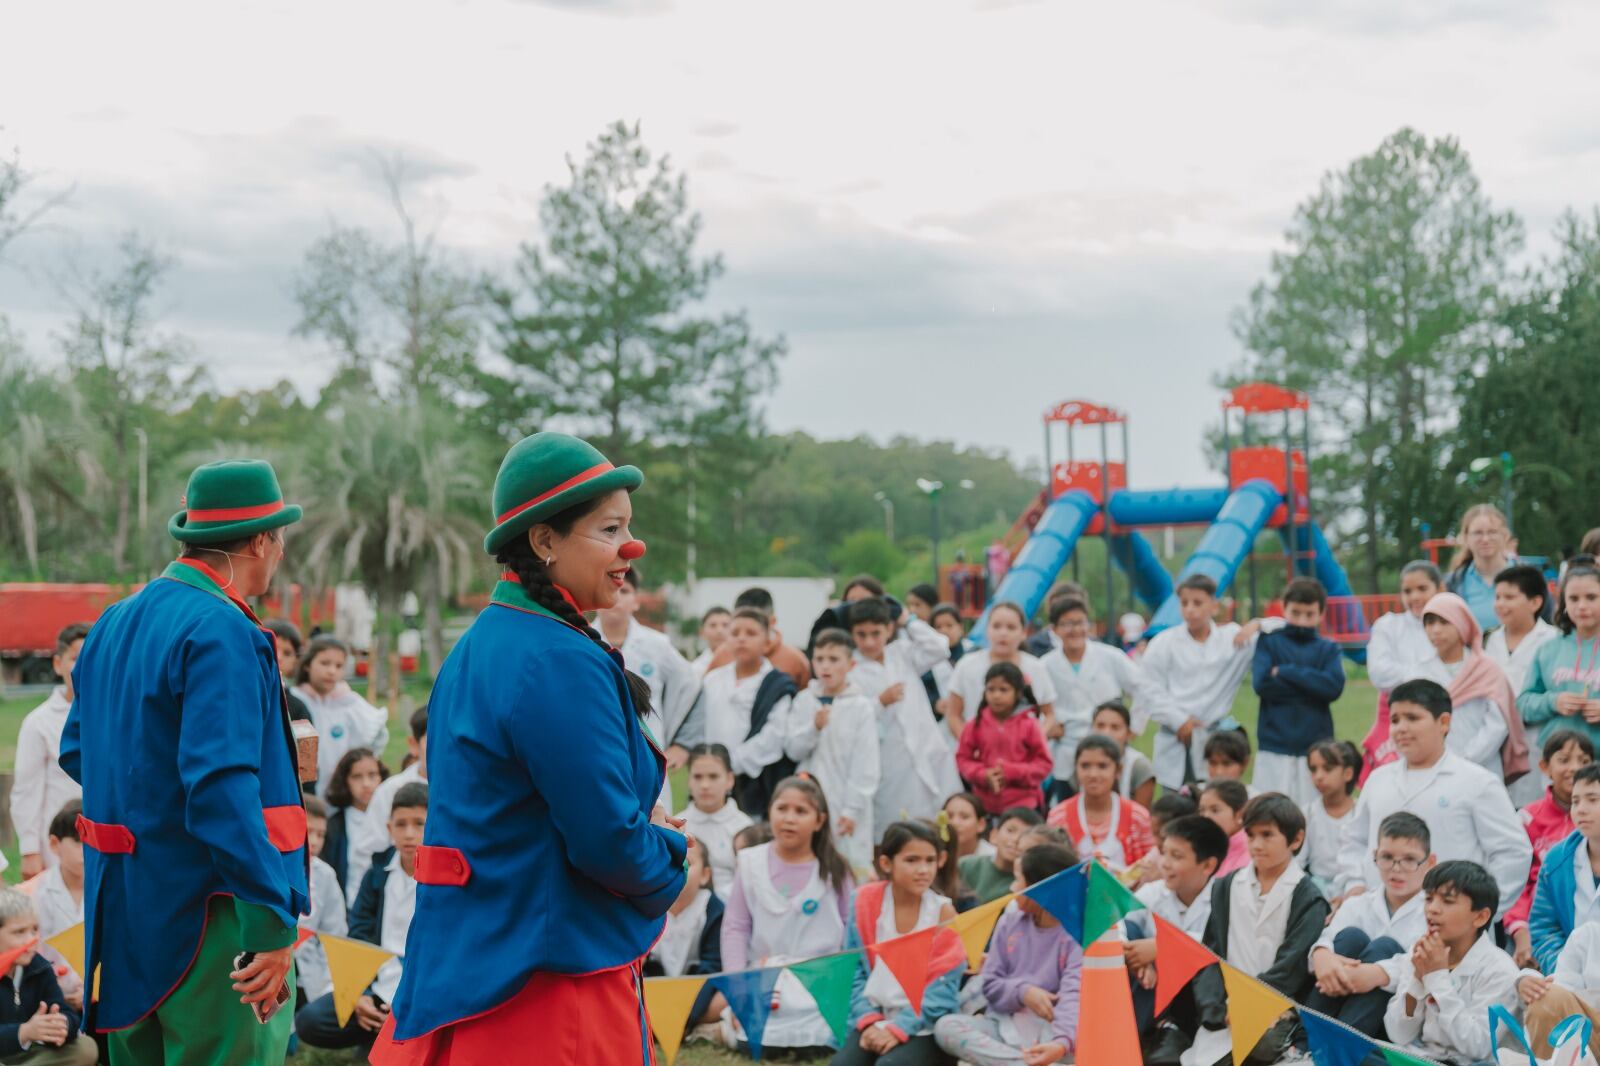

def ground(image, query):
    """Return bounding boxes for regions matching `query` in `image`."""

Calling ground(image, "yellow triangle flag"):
[319,932,396,1027]
[951,893,1014,970]
[643,976,708,1066]
[1221,963,1292,1065]
[45,923,85,978]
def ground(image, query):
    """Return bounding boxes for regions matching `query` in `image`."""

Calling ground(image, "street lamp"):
[873,491,895,543]
[917,479,943,586]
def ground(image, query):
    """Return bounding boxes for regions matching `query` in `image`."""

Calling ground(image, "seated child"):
[323,746,388,907]
[1130,794,1200,888]
[1529,762,1600,974]
[24,802,86,1013]
[833,823,963,1066]
[296,782,427,1053]
[1045,735,1154,875]
[1189,795,1329,1065]
[1122,815,1228,1065]
[0,889,93,1066]
[293,634,390,799]
[1196,780,1250,877]
[297,795,347,1007]
[942,792,995,861]
[1303,812,1433,1041]
[677,744,754,900]
[934,844,1083,1066]
[722,777,853,1053]
[958,807,1043,905]
[1384,860,1520,1065]
[1201,730,1257,796]
[1507,728,1594,967]
[1518,918,1600,1060]
[733,821,772,855]
[1300,739,1361,898]
[1039,597,1140,803]
[1250,577,1345,806]
[955,663,1053,816]
[695,608,798,815]
[784,629,881,873]
[1084,700,1156,809]
[646,839,728,1045]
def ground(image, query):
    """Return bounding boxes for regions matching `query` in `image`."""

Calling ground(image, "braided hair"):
[495,508,655,724]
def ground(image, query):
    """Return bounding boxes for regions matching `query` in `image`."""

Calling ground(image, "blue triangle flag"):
[1022,861,1088,942]
[1301,1010,1376,1066]
[712,966,784,1059]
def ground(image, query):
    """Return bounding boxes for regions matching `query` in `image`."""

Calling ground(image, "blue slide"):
[1109,531,1174,611]
[1146,480,1282,635]
[970,490,1098,644]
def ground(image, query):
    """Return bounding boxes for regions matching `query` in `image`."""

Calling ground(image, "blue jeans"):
[1300,928,1402,1041]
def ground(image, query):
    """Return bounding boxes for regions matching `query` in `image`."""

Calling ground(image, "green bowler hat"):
[484,432,642,555]
[168,459,303,544]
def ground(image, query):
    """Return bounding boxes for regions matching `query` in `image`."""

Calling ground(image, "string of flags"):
[642,859,1452,1066]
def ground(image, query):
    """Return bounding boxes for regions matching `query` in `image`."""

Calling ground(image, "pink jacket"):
[1506,790,1576,935]
[956,707,1053,815]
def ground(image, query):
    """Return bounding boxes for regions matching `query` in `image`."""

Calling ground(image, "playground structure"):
[970,383,1372,649]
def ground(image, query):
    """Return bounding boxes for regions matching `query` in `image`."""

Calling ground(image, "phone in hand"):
[233,952,291,1024]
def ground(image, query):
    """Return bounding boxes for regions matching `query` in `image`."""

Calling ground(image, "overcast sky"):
[3,0,1597,490]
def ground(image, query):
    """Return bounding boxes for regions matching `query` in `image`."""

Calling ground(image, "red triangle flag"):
[293,927,315,950]
[1153,915,1218,1016]
[0,939,40,979]
[870,926,938,1015]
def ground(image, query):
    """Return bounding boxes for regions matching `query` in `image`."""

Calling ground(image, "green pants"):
[108,897,294,1066]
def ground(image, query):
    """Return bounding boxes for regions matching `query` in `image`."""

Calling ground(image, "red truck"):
[0,583,132,686]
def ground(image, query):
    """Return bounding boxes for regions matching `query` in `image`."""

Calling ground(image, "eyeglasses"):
[1374,853,1426,872]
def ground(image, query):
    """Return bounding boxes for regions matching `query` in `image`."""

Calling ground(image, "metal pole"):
[1502,452,1515,534]
[134,427,149,578]
[1044,420,1053,499]
[1123,419,1133,621]
[1100,422,1113,630]
[932,489,941,587]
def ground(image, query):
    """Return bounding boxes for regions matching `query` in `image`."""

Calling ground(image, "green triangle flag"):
[1083,861,1147,943]
[787,952,861,1044]
[1380,1047,1441,1066]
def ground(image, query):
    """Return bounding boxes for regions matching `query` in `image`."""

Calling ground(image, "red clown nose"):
[619,539,647,561]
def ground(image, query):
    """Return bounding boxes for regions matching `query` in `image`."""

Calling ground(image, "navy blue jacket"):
[1252,625,1345,756]
[0,955,82,1055]
[349,845,397,945]
[642,891,725,1028]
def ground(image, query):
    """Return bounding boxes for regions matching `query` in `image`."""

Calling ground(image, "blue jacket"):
[1252,625,1346,756]
[60,559,309,1031]
[0,955,82,1055]
[389,580,688,1042]
[349,845,397,946]
[1530,828,1585,974]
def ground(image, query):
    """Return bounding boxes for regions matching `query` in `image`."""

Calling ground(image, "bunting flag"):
[319,932,395,1027]
[45,923,85,978]
[0,938,39,977]
[1380,1047,1441,1066]
[1075,933,1141,1065]
[1220,963,1291,1065]
[642,976,708,1066]
[950,893,1013,970]
[1083,862,1146,944]
[1152,915,1217,1016]
[1024,861,1088,942]
[293,927,316,950]
[1301,1011,1376,1066]
[870,926,938,1015]
[712,966,784,1060]
[787,954,859,1045]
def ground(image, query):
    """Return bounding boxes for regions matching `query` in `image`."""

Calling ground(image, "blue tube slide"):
[1146,480,1283,636]
[1108,531,1173,610]
[1106,486,1230,527]
[1281,523,1369,662]
[970,491,1098,647]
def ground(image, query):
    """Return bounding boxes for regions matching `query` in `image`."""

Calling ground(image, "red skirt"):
[369,963,657,1066]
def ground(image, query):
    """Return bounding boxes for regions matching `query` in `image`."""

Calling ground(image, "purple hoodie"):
[980,907,1083,1050]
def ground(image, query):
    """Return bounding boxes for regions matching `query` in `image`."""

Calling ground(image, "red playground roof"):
[1223,382,1309,414]
[1043,400,1127,425]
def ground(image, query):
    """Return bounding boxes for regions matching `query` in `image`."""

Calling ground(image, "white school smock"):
[294,681,390,800]
[731,843,845,1049]
[1365,610,1434,692]
[9,686,82,866]
[1532,922,1600,1001]
[947,649,1059,723]
[653,887,712,978]
[1414,653,1508,775]
[343,804,375,908]
[1128,879,1212,941]
[1486,618,1560,695]
[863,886,951,1014]
[853,623,962,826]
[617,618,702,750]
[1335,752,1531,916]
[1135,622,1258,790]
[699,660,793,779]
[1039,642,1139,781]
[1299,798,1353,889]
[1383,930,1520,1063]
[354,762,424,871]
[783,683,881,873]
[298,855,346,1001]
[371,852,416,1003]
[1311,889,1425,992]
[676,799,753,901]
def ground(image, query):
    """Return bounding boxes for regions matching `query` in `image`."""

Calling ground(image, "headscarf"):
[1422,591,1530,783]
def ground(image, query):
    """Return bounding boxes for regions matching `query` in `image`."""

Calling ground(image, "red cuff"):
[884,1024,909,1043]
[856,1013,885,1031]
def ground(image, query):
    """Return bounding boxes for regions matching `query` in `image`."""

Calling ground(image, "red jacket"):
[956,707,1052,814]
[1506,790,1576,935]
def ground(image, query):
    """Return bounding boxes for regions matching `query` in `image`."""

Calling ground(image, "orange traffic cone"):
[1075,927,1142,1064]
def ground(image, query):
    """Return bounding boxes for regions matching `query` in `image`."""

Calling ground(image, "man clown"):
[62,459,311,1064]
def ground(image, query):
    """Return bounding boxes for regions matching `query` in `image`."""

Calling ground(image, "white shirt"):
[1300,799,1353,888]
[677,800,752,901]
[851,619,963,825]
[1414,653,1507,775]
[1311,889,1426,991]
[1136,621,1259,789]
[1039,642,1139,780]
[1366,610,1436,692]
[1129,879,1212,941]
[948,649,1058,721]
[1384,931,1520,1063]
[372,851,417,1003]
[698,660,793,778]
[615,618,702,749]
[298,855,347,1001]
[356,763,424,870]
[653,888,712,978]
[9,687,82,860]
[294,682,390,800]
[29,865,83,941]
[1534,922,1600,1002]
[1572,839,1600,930]
[1226,860,1305,976]
[344,805,376,908]
[1336,752,1531,916]
[783,684,880,871]
[1486,619,1560,695]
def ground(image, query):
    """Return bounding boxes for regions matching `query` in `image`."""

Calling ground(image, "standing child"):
[693,608,798,814]
[1086,701,1157,808]
[1201,730,1255,793]
[293,635,390,800]
[943,603,1057,745]
[0,889,93,1066]
[1506,729,1594,967]
[942,793,995,862]
[930,604,972,676]
[323,747,388,907]
[1046,735,1155,875]
[297,794,347,1007]
[692,606,732,677]
[1362,561,1444,781]
[1136,575,1262,790]
[934,844,1084,1066]
[1417,591,1530,778]
[1251,578,1345,806]
[646,839,728,1046]
[10,623,87,878]
[1383,861,1520,1064]
[833,823,964,1066]
[1488,564,1559,693]
[1519,563,1600,757]
[849,598,961,826]
[597,569,702,775]
[785,629,882,873]
[721,777,853,1054]
[1197,780,1250,877]
[27,802,86,1015]
[1300,739,1361,897]
[1038,597,1139,803]
[958,808,1043,905]
[955,663,1053,816]
[676,744,753,901]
